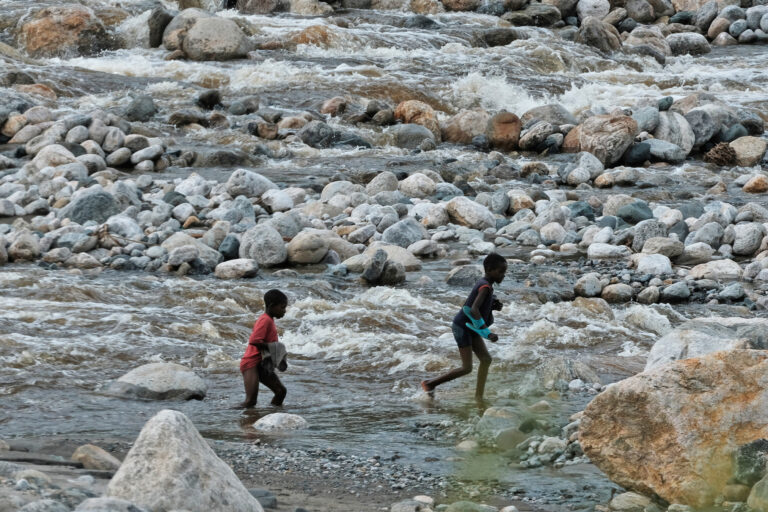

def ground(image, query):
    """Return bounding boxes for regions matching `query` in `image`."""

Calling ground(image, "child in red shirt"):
[240,289,288,408]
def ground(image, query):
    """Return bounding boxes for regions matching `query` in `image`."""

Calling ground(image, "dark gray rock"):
[197,89,222,110]
[730,19,748,36]
[218,234,240,260]
[618,17,638,33]
[59,190,119,224]
[362,249,387,283]
[248,489,278,509]
[737,110,764,136]
[660,281,690,302]
[404,14,441,29]
[632,106,660,132]
[684,109,717,148]
[632,219,667,252]
[646,138,686,163]
[657,96,674,111]
[734,439,768,486]
[695,0,718,30]
[622,142,651,166]
[149,6,175,48]
[617,201,652,225]
[380,260,406,285]
[723,124,748,142]
[669,10,694,23]
[125,95,157,122]
[520,104,578,126]
[382,217,427,248]
[568,201,595,220]
[720,5,745,22]
[392,124,435,149]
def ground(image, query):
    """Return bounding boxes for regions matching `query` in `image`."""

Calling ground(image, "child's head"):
[483,253,508,284]
[264,289,288,318]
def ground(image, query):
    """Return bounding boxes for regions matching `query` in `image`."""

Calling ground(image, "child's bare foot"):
[421,380,435,397]
[237,401,256,409]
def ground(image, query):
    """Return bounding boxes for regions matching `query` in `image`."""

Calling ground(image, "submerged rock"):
[104,362,207,400]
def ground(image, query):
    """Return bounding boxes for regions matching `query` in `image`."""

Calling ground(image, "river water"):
[2,0,768,509]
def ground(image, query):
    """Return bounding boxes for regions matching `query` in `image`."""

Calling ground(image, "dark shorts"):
[452,323,472,348]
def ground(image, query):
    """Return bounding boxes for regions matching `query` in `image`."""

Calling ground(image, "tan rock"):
[689,259,742,280]
[594,173,615,188]
[410,0,445,13]
[445,196,495,230]
[506,189,535,212]
[562,124,582,153]
[577,115,638,165]
[580,350,768,508]
[394,100,441,142]
[441,109,490,144]
[707,17,731,39]
[17,4,115,58]
[320,96,346,116]
[744,175,768,194]
[441,0,481,10]
[286,231,330,264]
[730,136,768,167]
[291,25,338,47]
[72,444,122,471]
[1,114,28,137]
[487,111,521,151]
[14,84,58,100]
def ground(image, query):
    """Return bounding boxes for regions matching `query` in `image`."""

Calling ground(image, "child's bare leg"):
[260,371,287,406]
[471,335,492,401]
[240,367,259,408]
[422,346,473,391]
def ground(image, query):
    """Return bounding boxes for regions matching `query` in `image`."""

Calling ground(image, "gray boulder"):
[59,189,119,224]
[382,217,428,248]
[182,17,251,61]
[392,124,435,149]
[239,224,287,267]
[104,363,207,400]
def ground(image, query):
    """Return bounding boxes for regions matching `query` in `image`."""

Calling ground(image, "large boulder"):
[730,136,768,167]
[17,4,117,58]
[104,363,207,400]
[286,230,329,264]
[487,111,522,151]
[382,217,428,248]
[107,410,264,512]
[239,224,287,267]
[446,197,495,230]
[666,32,711,56]
[580,350,768,508]
[689,259,742,280]
[162,8,214,51]
[570,115,637,166]
[575,17,622,53]
[520,104,578,126]
[645,318,768,371]
[181,17,251,61]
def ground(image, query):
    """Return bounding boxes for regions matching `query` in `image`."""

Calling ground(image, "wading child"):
[421,253,507,402]
[240,289,288,408]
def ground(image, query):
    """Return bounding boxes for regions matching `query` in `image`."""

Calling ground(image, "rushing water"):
[2,0,768,508]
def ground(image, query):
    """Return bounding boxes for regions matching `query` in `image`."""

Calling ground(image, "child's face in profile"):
[488,263,507,284]
[270,302,288,319]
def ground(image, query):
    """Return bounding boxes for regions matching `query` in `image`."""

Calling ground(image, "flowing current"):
[2,0,768,509]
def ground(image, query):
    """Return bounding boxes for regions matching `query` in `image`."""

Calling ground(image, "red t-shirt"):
[240,313,279,372]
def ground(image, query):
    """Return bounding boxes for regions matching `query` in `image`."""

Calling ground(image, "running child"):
[240,289,288,408]
[421,253,507,401]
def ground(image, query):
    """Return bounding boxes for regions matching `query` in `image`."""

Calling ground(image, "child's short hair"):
[264,289,288,308]
[483,253,507,272]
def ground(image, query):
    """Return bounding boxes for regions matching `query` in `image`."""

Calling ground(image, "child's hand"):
[492,299,503,311]
[489,333,499,342]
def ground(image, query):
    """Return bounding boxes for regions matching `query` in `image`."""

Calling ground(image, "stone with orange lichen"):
[441,109,490,145]
[394,100,441,142]
[579,350,768,508]
[291,25,337,47]
[14,84,57,101]
[487,111,521,151]
[17,4,117,58]
[744,175,768,194]
[320,96,347,117]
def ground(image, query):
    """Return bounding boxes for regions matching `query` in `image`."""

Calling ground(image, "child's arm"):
[470,287,491,320]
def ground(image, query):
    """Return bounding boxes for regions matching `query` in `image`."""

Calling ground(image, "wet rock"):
[239,224,287,267]
[59,189,119,224]
[107,410,263,510]
[744,175,768,194]
[394,100,441,142]
[573,115,637,165]
[718,282,745,301]
[254,413,308,430]
[519,121,555,150]
[380,260,407,285]
[654,111,695,155]
[226,169,277,197]
[660,281,690,302]
[632,106,660,133]
[366,171,399,196]
[683,109,717,149]
[9,231,40,261]
[666,33,711,56]
[287,231,329,264]
[105,363,207,400]
[487,111,522,151]
[576,16,623,53]
[362,248,387,282]
[382,217,428,248]
[181,17,251,60]
[601,283,633,303]
[577,0,610,20]
[148,6,174,48]
[646,139,686,163]
[689,259,742,280]
[446,264,484,286]
[610,492,651,512]
[162,9,214,51]
[521,104,578,126]
[214,258,259,279]
[708,17,732,39]
[446,197,495,230]
[580,350,768,508]
[712,31,738,45]
[729,136,768,167]
[72,444,122,471]
[616,201,652,224]
[694,0,718,30]
[17,4,117,58]
[502,4,563,26]
[637,286,659,304]
[392,124,435,149]
[441,110,490,144]
[733,222,764,255]
[125,95,157,122]
[574,273,603,297]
